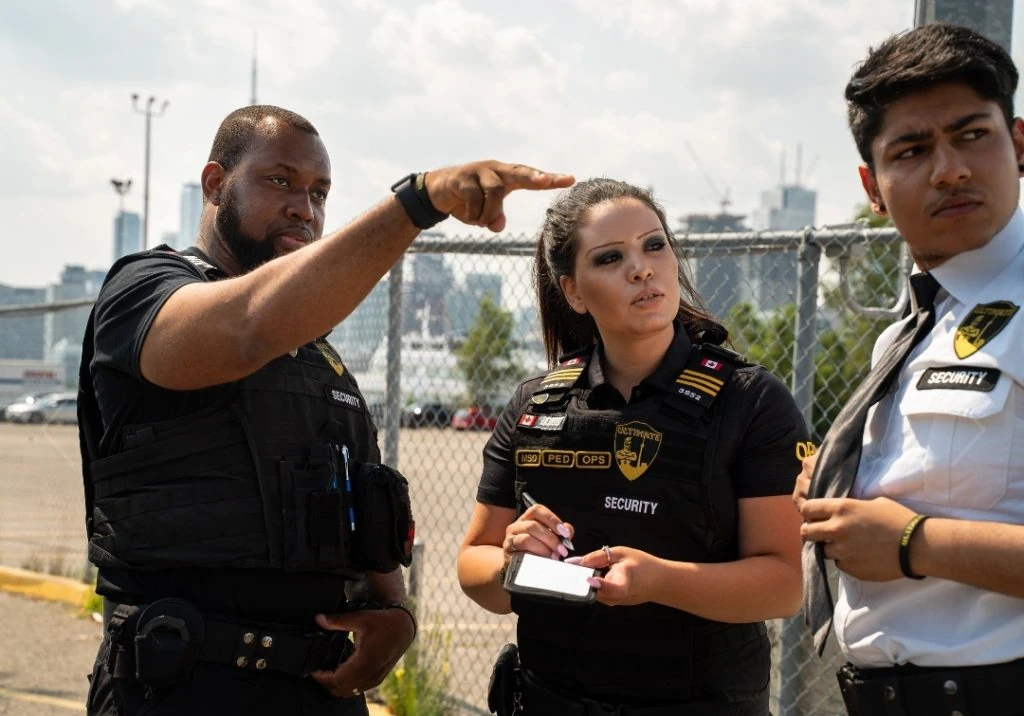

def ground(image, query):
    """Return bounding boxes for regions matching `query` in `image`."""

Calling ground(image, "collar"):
[585,320,693,394]
[925,207,1024,306]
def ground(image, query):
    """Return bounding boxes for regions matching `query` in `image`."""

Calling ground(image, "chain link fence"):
[0,226,907,714]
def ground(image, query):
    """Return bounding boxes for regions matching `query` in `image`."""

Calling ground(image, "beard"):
[216,186,277,272]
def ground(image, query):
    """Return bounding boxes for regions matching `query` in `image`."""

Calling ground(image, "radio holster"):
[487,643,523,715]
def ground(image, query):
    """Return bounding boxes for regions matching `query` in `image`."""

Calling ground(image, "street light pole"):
[131,94,169,249]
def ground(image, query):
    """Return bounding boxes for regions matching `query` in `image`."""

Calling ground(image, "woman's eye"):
[596,251,620,265]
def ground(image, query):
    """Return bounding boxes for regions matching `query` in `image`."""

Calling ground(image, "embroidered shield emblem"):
[314,338,346,376]
[613,421,663,481]
[954,301,1018,359]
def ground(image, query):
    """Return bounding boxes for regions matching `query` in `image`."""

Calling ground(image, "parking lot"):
[0,422,513,714]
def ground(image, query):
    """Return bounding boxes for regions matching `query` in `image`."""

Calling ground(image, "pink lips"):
[632,290,663,306]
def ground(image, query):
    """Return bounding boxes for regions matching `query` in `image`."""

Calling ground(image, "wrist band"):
[350,600,417,639]
[390,172,449,230]
[899,514,929,580]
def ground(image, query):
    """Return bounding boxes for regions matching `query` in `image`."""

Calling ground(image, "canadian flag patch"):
[518,414,538,427]
[700,358,723,371]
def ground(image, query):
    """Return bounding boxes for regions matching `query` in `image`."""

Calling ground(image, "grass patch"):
[380,614,456,716]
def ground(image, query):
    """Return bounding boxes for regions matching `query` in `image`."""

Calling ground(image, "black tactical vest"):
[80,250,392,575]
[511,343,768,701]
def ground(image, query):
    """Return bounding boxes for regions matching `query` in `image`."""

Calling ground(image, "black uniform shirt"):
[89,248,351,623]
[478,323,809,508]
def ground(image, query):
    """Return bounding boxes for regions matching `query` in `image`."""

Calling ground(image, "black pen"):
[521,491,575,552]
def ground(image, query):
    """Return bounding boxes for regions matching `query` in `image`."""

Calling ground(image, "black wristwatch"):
[391,172,449,230]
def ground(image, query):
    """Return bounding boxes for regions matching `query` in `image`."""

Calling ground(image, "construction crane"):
[684,140,731,215]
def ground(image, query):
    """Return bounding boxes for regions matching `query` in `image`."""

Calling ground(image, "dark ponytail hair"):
[534,178,724,366]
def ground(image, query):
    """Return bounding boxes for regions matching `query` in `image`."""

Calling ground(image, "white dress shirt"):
[834,208,1024,668]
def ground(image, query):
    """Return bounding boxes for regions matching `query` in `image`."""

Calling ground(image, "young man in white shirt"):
[795,22,1024,716]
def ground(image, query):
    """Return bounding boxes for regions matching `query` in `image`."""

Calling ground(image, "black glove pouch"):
[487,643,522,715]
[351,462,415,572]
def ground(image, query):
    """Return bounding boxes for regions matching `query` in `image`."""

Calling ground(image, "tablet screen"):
[511,553,596,597]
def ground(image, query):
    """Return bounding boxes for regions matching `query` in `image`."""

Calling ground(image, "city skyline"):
[3,0,992,288]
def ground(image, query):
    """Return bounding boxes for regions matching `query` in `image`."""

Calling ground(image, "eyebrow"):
[273,162,331,186]
[883,111,993,152]
[585,228,665,257]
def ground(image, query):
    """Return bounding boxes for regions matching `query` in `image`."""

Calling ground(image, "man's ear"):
[1012,117,1024,175]
[858,164,886,215]
[201,162,226,205]
[558,274,586,315]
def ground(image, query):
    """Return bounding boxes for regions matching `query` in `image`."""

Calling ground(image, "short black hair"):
[846,23,1018,167]
[208,105,319,172]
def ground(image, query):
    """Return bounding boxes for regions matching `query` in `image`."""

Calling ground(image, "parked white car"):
[4,392,77,424]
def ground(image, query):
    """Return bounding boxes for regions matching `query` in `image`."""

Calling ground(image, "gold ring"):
[602,544,613,567]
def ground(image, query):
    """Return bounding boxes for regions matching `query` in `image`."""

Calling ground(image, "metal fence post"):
[384,256,404,467]
[779,228,822,715]
[407,537,425,617]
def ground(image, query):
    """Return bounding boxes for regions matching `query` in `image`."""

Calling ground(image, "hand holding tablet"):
[503,552,597,604]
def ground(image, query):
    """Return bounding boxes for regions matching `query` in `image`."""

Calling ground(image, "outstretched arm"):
[141,162,573,390]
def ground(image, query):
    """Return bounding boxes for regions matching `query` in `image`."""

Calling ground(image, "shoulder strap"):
[666,343,746,414]
[527,349,591,410]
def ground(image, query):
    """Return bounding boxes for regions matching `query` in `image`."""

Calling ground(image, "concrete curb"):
[0,565,94,607]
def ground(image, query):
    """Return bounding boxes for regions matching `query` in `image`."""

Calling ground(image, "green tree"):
[455,295,525,407]
[726,204,907,439]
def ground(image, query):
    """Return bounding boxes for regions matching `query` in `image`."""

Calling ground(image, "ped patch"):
[917,366,1001,392]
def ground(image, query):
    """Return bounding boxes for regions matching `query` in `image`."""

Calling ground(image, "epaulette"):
[528,349,590,411]
[669,343,745,412]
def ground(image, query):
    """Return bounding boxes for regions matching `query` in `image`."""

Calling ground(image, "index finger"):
[493,163,574,192]
[800,497,845,522]
[521,502,570,535]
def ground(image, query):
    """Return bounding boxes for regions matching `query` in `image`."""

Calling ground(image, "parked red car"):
[451,405,499,431]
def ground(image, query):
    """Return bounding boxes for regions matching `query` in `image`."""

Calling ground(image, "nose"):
[629,257,654,283]
[286,191,315,224]
[930,143,971,188]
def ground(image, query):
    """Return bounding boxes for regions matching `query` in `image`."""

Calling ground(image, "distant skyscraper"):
[915,0,1012,52]
[678,211,748,321]
[113,211,142,262]
[328,276,389,372]
[46,266,106,385]
[748,184,817,313]
[179,183,203,249]
[0,284,47,360]
[449,273,503,336]
[402,254,454,336]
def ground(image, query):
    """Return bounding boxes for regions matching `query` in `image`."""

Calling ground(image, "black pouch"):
[351,462,415,572]
[487,643,523,715]
[133,598,205,689]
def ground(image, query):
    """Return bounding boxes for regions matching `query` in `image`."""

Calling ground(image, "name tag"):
[324,385,364,411]
[916,366,1000,392]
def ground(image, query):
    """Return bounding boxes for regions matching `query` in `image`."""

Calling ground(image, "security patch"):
[917,366,1001,392]
[614,421,663,481]
[324,385,364,411]
[954,301,1018,359]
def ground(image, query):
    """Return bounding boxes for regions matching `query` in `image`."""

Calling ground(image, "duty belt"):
[103,599,353,685]
[837,659,1024,716]
[519,670,766,716]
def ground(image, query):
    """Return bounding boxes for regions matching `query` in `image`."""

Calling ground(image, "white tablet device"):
[503,552,597,604]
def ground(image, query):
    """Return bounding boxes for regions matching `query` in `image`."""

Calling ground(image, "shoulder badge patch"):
[613,421,663,481]
[954,301,1018,359]
[314,338,346,376]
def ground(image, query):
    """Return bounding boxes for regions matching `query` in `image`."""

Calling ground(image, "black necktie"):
[802,272,941,654]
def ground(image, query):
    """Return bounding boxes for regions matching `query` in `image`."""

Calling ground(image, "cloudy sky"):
[3,0,1023,287]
